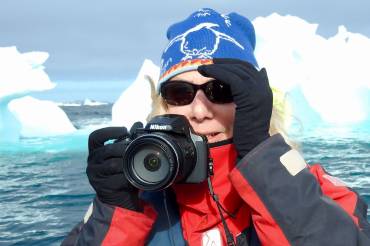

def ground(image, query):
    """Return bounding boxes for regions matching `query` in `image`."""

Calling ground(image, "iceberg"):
[0,47,76,142]
[0,47,55,99]
[83,98,108,106]
[112,59,160,129]
[253,14,370,133]
[8,96,75,137]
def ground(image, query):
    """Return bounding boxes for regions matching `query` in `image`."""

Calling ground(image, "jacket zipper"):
[163,190,176,246]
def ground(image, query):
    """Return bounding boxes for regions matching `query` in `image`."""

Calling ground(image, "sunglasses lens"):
[161,80,233,105]
[206,81,233,103]
[161,82,195,106]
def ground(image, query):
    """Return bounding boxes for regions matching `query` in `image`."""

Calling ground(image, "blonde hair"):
[146,76,298,149]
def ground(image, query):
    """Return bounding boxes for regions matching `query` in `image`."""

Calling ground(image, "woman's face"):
[166,70,236,143]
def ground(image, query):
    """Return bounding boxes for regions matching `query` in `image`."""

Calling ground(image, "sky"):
[1,0,369,83]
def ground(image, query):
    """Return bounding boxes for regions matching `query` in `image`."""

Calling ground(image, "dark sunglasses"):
[160,80,233,106]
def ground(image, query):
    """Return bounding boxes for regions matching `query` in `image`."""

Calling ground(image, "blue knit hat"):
[158,8,258,88]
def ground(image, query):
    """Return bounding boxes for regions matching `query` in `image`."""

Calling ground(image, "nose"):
[189,90,214,122]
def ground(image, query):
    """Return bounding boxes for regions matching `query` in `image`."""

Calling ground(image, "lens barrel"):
[123,133,193,191]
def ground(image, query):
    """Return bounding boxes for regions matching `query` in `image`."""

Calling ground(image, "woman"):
[62,8,370,246]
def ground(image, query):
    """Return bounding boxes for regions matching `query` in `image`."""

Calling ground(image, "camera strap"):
[207,159,237,246]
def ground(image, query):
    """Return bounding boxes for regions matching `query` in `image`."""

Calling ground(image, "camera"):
[122,114,210,191]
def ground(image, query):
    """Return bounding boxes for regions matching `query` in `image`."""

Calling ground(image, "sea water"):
[0,104,369,246]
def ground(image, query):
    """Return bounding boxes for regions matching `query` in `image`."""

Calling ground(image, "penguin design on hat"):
[164,22,245,60]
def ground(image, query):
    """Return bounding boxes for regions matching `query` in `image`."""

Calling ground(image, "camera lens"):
[123,134,180,191]
[144,153,161,171]
[131,144,171,184]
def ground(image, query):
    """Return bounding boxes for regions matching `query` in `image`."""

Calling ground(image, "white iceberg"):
[8,96,75,137]
[83,98,108,106]
[0,46,76,142]
[0,46,55,99]
[111,59,160,129]
[253,14,370,127]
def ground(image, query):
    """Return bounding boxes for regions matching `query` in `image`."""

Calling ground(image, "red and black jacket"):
[62,134,370,245]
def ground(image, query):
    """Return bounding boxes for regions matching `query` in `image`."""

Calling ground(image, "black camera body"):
[122,114,210,191]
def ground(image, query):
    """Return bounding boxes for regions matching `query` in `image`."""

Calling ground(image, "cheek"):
[216,104,235,137]
[216,104,236,130]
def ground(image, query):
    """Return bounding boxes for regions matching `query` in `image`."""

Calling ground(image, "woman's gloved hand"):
[198,58,273,159]
[86,123,143,211]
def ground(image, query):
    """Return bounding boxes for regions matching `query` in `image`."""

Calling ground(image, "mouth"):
[199,132,221,141]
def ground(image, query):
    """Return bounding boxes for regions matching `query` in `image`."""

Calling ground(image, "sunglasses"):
[160,80,233,106]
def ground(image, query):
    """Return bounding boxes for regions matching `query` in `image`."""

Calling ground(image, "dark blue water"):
[0,104,369,245]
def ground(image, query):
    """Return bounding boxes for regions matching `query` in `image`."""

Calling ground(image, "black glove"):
[198,58,273,159]
[86,123,143,211]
